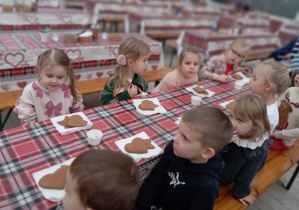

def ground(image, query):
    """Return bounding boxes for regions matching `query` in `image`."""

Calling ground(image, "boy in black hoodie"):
[133,106,234,210]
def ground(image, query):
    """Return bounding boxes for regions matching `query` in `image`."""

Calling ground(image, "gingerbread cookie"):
[125,137,155,153]
[57,116,70,129]
[231,73,243,80]
[39,165,69,189]
[226,102,233,109]
[57,115,87,129]
[139,100,159,110]
[193,86,209,95]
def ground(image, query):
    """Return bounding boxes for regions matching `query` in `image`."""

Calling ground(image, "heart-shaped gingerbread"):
[66,115,87,128]
[231,73,243,80]
[39,165,69,189]
[193,86,208,95]
[132,138,155,149]
[125,141,148,154]
[57,116,70,129]
[139,100,159,110]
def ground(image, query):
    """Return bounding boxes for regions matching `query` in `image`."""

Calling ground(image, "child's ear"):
[127,59,134,67]
[201,148,215,159]
[265,82,274,92]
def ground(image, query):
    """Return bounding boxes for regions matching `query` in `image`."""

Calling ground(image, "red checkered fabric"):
[0,78,249,209]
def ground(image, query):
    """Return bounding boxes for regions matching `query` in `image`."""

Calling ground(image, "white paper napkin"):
[175,117,182,125]
[32,158,75,202]
[228,72,250,84]
[132,98,167,115]
[219,100,234,109]
[115,131,164,162]
[50,112,93,135]
[185,85,215,97]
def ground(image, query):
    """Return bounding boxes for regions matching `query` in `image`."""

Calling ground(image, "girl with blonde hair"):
[14,48,84,124]
[220,94,271,206]
[101,37,150,105]
[200,39,251,82]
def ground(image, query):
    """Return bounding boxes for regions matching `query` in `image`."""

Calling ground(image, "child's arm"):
[100,80,131,105]
[13,88,38,124]
[134,141,172,209]
[69,96,85,113]
[152,74,175,93]
[273,128,299,141]
[199,56,218,80]
[189,186,219,210]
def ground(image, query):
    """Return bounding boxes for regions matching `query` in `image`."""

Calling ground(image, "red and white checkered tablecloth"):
[183,29,281,56]
[279,28,299,44]
[0,7,92,31]
[217,14,270,30]
[0,33,163,92]
[0,78,248,209]
[128,12,219,34]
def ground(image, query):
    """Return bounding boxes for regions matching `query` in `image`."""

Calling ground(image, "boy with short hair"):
[63,149,140,210]
[133,106,234,210]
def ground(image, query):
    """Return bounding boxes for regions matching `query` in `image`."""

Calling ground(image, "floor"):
[1,23,299,210]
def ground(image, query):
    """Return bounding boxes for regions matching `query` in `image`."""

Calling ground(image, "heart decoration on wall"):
[1,84,11,91]
[75,75,81,81]
[66,49,82,62]
[96,72,103,78]
[4,52,25,68]
[17,81,27,89]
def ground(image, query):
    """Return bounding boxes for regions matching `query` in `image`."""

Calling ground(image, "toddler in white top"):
[14,48,84,124]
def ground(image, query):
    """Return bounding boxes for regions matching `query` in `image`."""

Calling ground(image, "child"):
[63,149,140,210]
[152,46,200,92]
[219,94,271,206]
[134,107,234,210]
[13,48,84,124]
[199,39,251,82]
[100,37,150,105]
[249,61,292,133]
[270,71,299,149]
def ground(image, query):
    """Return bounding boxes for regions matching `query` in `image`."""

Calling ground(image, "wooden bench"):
[214,140,299,209]
[0,68,172,131]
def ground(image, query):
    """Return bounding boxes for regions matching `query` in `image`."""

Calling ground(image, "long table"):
[0,33,163,92]
[0,78,248,209]
[182,28,281,56]
[0,7,91,31]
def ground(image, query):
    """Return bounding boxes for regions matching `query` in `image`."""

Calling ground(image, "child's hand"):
[241,67,251,74]
[128,84,138,98]
[284,53,292,60]
[270,131,275,137]
[238,195,256,206]
[229,130,238,143]
[135,87,143,98]
[216,74,229,82]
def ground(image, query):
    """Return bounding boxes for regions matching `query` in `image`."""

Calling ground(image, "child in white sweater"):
[14,48,84,124]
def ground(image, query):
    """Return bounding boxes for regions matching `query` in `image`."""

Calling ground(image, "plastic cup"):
[40,33,48,43]
[191,96,202,106]
[87,129,103,146]
[234,81,244,90]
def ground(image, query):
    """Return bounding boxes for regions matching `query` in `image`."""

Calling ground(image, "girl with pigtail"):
[100,37,150,105]
[14,48,84,124]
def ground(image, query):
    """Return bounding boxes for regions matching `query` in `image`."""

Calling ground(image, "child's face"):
[173,120,207,163]
[39,65,67,91]
[131,54,149,75]
[179,53,200,79]
[63,170,86,210]
[294,73,299,87]
[225,46,247,65]
[249,65,268,95]
[229,110,256,138]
